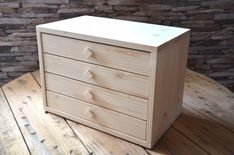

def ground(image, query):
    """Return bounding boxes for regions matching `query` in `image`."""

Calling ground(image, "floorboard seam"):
[145,148,152,155]
[31,72,41,87]
[1,87,32,155]
[184,102,234,134]
[31,72,91,154]
[172,126,210,155]
[65,120,93,155]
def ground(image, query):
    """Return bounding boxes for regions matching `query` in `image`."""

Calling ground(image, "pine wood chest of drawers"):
[36,15,190,148]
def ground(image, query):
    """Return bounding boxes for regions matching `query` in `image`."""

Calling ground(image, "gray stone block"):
[0,18,32,25]
[113,6,138,11]
[95,6,113,12]
[214,13,234,20]
[22,0,68,4]
[107,0,152,5]
[0,3,19,8]
[57,8,94,14]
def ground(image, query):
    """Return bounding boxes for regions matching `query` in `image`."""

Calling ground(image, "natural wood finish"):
[36,16,190,51]
[151,33,189,145]
[45,72,147,120]
[36,31,47,112]
[37,16,191,148]
[2,74,88,154]
[42,33,151,76]
[44,53,149,99]
[184,70,234,133]
[148,127,208,155]
[173,104,234,155]
[67,120,149,155]
[32,70,40,84]
[46,91,146,140]
[0,88,30,155]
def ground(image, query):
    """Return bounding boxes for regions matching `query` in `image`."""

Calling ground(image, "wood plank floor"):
[0,70,234,155]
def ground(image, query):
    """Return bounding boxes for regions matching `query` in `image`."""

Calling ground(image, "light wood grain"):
[150,32,189,146]
[37,16,190,148]
[45,72,147,120]
[32,70,40,84]
[42,33,151,76]
[36,31,47,112]
[0,88,30,155]
[47,91,146,140]
[184,70,234,133]
[173,104,234,155]
[44,53,149,99]
[67,120,149,155]
[37,16,190,51]
[2,74,89,154]
[149,127,208,155]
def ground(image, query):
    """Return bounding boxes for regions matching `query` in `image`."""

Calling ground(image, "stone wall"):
[0,0,234,91]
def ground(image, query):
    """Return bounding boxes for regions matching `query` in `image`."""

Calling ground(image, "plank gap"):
[184,102,234,135]
[171,125,210,155]
[31,71,41,87]
[31,71,92,154]
[65,119,94,155]
[1,88,31,154]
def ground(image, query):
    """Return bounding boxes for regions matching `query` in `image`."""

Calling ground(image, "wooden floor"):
[0,70,234,155]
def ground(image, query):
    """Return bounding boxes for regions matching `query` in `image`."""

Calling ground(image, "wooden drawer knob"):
[83,108,94,118]
[82,47,93,59]
[83,90,93,100]
[83,69,93,80]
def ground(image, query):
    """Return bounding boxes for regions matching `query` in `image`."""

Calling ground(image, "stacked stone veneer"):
[0,0,234,91]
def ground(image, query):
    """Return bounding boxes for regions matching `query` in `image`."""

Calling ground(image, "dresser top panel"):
[37,15,190,51]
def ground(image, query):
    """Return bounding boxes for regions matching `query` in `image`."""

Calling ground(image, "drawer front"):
[47,91,146,140]
[45,73,147,120]
[44,54,149,99]
[42,33,151,76]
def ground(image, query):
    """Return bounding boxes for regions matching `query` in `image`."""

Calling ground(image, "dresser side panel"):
[36,31,47,109]
[146,49,157,144]
[151,32,190,145]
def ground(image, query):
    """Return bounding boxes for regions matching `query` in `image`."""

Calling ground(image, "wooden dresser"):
[36,16,190,148]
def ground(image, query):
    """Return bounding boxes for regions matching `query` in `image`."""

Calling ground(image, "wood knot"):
[53,145,58,149]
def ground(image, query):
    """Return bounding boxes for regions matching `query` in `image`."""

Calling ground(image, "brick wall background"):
[0,0,234,91]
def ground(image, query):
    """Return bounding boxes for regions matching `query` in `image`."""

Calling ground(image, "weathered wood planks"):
[184,70,234,133]
[67,120,149,155]
[0,88,30,155]
[2,73,89,154]
[173,104,234,155]
[149,126,208,155]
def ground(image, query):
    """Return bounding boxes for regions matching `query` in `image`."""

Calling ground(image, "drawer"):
[45,73,147,120]
[42,33,151,76]
[44,54,149,99]
[47,91,146,140]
